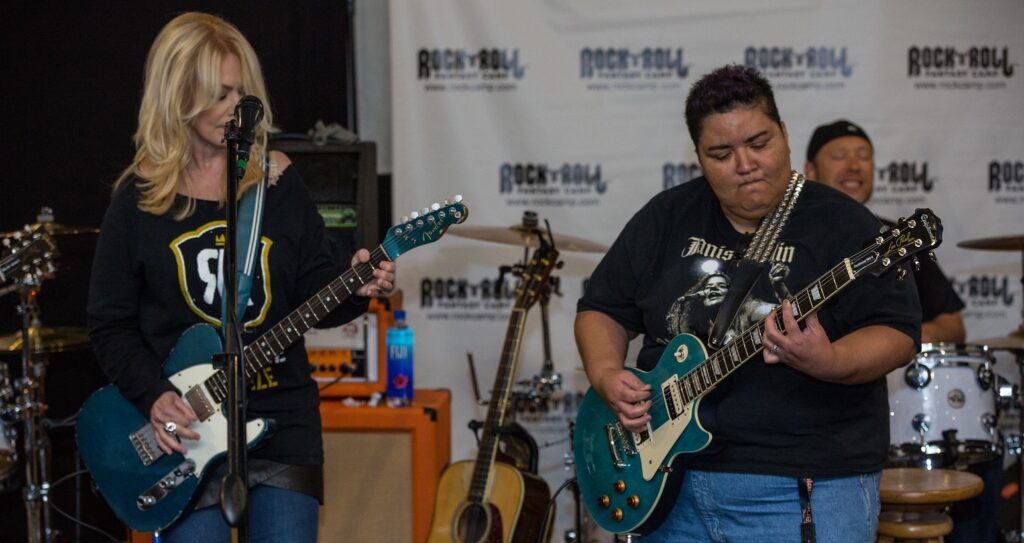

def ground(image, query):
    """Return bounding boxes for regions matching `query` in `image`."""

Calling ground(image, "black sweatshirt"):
[87,166,368,465]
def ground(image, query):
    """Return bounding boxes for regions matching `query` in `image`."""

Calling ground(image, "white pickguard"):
[167,364,267,476]
[638,375,696,481]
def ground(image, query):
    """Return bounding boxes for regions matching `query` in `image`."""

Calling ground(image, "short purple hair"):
[684,64,782,147]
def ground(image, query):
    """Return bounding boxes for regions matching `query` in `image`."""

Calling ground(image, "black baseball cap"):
[806,119,872,162]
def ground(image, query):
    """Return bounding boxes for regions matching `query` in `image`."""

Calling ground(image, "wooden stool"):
[876,468,983,543]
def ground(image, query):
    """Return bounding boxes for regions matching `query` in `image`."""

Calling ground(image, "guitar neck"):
[202,245,392,402]
[679,258,857,403]
[467,307,528,504]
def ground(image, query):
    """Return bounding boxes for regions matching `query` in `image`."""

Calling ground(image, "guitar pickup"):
[185,385,215,421]
[129,424,164,467]
[633,426,651,449]
[661,376,684,421]
[137,459,196,511]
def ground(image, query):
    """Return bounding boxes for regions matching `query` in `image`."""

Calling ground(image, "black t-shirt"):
[880,218,964,322]
[87,166,368,466]
[578,177,922,477]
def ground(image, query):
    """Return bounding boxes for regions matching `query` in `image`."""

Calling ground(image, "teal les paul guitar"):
[77,198,468,532]
[573,209,942,535]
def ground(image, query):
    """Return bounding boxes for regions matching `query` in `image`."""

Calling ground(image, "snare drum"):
[887,343,1001,467]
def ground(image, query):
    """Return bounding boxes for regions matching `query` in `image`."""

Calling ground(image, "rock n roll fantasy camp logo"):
[744,45,854,90]
[579,47,689,91]
[989,160,1024,205]
[908,45,1016,90]
[663,162,703,191]
[419,274,516,322]
[499,162,609,208]
[417,47,525,92]
[951,274,1016,321]
[872,161,935,207]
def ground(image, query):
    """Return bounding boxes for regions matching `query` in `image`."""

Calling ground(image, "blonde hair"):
[116,12,273,218]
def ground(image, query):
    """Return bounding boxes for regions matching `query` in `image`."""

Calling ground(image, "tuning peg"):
[431,203,440,211]
[929,251,937,262]
[422,208,430,215]
[401,216,409,224]
[454,194,463,203]
[410,211,419,219]
[912,257,921,271]
[896,267,907,282]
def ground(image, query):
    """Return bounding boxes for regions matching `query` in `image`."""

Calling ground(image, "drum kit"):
[886,233,1024,541]
[0,212,98,543]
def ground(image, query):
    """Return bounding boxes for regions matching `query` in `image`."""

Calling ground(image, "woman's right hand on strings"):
[596,369,652,433]
[150,390,200,455]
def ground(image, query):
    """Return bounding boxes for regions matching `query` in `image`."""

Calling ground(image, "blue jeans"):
[641,470,881,543]
[158,486,319,543]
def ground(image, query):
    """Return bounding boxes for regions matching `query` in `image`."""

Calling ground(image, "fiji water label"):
[387,343,413,406]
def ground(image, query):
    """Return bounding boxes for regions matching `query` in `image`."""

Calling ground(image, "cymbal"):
[2,222,99,238]
[957,234,1024,252]
[448,225,608,253]
[0,326,91,354]
[976,326,1024,352]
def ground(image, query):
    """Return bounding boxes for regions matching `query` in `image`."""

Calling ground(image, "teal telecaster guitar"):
[573,209,942,535]
[77,198,468,532]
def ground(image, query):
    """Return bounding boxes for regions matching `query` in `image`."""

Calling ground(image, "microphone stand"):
[219,118,249,541]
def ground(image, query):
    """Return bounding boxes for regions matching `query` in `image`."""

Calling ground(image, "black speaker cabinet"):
[269,139,379,259]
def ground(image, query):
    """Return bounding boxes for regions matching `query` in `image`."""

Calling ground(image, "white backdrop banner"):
[389,0,1023,538]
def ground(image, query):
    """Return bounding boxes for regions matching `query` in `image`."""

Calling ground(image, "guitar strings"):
[634,225,906,427]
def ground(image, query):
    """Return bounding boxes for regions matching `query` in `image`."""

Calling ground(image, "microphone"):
[233,95,264,171]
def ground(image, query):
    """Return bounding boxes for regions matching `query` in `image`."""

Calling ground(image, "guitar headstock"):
[382,196,468,259]
[0,225,59,292]
[514,242,561,310]
[851,208,942,278]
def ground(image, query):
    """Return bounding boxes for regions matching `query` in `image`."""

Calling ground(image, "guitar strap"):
[220,160,268,325]
[707,171,804,350]
[799,476,816,543]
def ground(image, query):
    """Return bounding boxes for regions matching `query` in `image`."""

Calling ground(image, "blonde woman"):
[87,12,393,541]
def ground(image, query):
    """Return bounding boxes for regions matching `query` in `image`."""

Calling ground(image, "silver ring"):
[164,422,177,435]
[769,344,780,354]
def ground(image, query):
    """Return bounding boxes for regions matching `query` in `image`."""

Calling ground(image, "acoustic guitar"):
[426,241,558,543]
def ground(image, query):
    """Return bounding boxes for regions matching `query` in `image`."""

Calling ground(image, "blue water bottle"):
[386,309,414,407]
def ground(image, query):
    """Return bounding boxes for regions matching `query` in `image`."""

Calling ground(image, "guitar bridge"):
[129,425,164,467]
[137,459,196,511]
[605,422,640,470]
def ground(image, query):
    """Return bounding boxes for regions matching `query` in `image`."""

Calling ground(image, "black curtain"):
[0,3,352,539]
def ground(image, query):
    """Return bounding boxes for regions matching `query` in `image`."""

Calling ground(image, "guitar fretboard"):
[202,246,392,403]
[677,258,856,405]
[467,307,527,504]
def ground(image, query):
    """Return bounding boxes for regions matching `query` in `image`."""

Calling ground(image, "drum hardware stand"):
[1011,347,1024,542]
[14,280,57,543]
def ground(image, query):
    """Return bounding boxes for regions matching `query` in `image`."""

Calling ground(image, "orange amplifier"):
[306,291,401,397]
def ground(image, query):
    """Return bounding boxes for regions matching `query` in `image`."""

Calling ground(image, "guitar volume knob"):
[613,480,626,493]
[597,495,610,508]
[610,508,623,522]
[627,495,641,508]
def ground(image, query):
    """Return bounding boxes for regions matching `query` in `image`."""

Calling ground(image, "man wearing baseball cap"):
[804,120,965,344]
